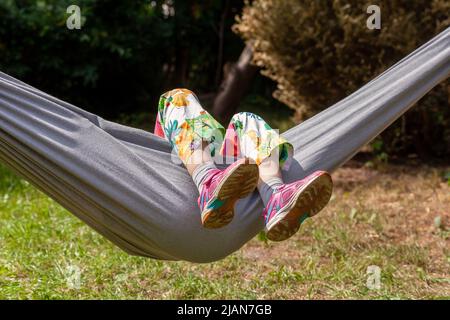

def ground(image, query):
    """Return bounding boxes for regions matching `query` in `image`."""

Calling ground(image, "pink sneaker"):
[199,157,259,229]
[264,171,333,241]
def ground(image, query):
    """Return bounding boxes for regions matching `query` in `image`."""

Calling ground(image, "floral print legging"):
[154,89,293,169]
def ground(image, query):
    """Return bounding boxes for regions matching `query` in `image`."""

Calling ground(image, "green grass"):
[0,163,449,299]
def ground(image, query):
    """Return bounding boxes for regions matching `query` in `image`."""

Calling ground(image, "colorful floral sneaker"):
[199,157,259,229]
[264,171,333,241]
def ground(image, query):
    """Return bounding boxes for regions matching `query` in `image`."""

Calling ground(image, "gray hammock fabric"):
[0,28,449,263]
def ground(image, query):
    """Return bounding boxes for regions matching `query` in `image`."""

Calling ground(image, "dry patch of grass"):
[0,163,449,299]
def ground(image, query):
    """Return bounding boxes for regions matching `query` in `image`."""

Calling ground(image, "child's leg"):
[157,90,258,228]
[222,112,333,241]
[220,112,291,203]
[257,154,284,207]
[156,89,222,171]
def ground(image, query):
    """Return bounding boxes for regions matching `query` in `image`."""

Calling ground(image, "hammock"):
[0,28,449,263]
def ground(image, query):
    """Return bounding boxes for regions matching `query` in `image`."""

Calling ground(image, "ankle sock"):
[257,177,283,207]
[192,162,217,192]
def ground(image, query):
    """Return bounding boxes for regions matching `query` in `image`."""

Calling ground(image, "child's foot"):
[199,157,259,229]
[264,171,333,241]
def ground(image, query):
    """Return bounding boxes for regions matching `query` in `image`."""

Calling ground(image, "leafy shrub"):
[235,0,450,157]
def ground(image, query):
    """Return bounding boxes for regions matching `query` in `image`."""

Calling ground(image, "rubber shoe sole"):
[265,171,333,241]
[202,158,259,229]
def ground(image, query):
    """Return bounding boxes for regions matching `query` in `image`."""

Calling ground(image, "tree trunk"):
[212,44,258,123]
[215,0,230,88]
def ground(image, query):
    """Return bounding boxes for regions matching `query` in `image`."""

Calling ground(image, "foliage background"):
[235,0,450,158]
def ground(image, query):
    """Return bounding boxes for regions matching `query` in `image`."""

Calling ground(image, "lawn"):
[0,160,449,299]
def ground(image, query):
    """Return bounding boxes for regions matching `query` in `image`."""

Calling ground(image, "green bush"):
[235,0,450,157]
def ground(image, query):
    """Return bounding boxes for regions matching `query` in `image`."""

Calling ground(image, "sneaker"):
[264,171,333,241]
[199,157,259,229]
